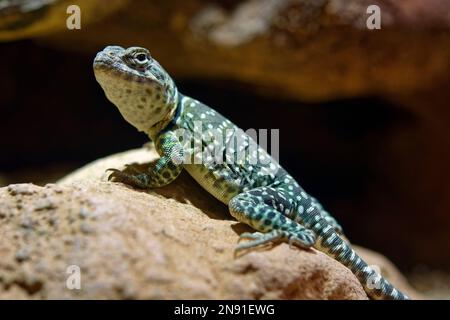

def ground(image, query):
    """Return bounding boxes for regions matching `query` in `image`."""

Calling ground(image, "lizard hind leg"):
[229,190,317,251]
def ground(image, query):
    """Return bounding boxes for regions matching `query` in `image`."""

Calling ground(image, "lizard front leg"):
[108,131,184,188]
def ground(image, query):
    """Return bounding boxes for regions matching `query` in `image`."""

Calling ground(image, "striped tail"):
[303,210,409,300]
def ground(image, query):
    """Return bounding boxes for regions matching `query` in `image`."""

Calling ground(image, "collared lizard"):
[93,45,409,300]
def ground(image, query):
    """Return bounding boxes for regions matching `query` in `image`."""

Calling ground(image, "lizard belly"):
[184,163,241,205]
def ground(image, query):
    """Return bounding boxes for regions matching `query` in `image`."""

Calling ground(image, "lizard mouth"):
[93,49,122,72]
[93,49,161,85]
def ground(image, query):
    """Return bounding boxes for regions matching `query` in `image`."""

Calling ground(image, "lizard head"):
[93,46,178,135]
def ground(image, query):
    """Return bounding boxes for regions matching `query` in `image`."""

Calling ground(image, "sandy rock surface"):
[0,148,420,299]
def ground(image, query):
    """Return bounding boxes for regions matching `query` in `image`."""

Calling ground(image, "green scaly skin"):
[93,46,409,300]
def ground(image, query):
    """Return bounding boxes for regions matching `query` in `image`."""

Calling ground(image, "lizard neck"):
[147,89,181,141]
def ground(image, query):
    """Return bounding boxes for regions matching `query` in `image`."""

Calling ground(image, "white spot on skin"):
[326,233,336,244]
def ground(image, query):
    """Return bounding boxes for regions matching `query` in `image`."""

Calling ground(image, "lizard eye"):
[133,52,150,67]
[123,47,152,69]
[135,53,148,63]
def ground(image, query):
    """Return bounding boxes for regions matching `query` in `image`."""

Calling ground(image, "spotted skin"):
[93,46,409,300]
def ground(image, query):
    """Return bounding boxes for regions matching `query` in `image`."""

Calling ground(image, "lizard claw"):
[235,231,278,251]
[288,236,297,250]
[238,232,264,242]
[106,168,122,181]
[106,168,148,188]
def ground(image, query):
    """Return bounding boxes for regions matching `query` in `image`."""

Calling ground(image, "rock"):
[37,0,450,101]
[0,0,129,41]
[0,148,420,299]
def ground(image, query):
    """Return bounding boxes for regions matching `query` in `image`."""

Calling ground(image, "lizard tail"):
[303,210,409,300]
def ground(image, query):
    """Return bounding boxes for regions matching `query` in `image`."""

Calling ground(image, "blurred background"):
[0,0,449,297]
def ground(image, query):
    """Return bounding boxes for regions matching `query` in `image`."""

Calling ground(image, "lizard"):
[93,45,409,300]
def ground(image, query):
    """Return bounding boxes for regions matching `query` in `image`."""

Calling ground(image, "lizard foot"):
[236,228,316,251]
[123,163,144,175]
[238,231,265,240]
[106,168,152,189]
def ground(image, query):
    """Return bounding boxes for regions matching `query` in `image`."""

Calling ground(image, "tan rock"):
[0,148,419,299]
[38,0,450,101]
[0,0,129,41]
